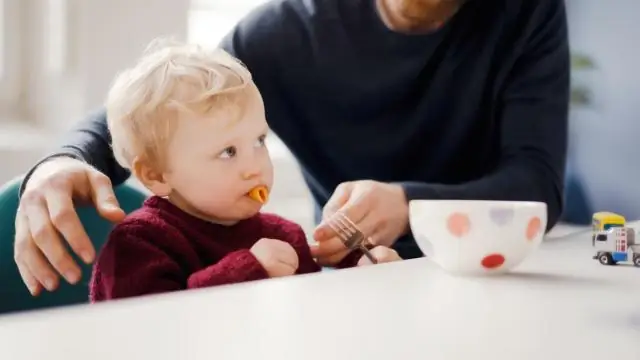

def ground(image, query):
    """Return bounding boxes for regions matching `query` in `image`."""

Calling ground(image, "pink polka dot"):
[481,253,505,269]
[447,212,470,238]
[526,217,542,241]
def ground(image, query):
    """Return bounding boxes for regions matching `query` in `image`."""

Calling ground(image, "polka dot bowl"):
[409,200,547,276]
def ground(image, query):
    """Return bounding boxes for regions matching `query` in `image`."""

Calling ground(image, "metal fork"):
[326,211,378,264]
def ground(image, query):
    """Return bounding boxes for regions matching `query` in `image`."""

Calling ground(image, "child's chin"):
[196,203,261,224]
[245,205,263,217]
[237,202,263,218]
[207,209,261,225]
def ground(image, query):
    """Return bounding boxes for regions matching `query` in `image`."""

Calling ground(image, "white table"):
[0,227,638,360]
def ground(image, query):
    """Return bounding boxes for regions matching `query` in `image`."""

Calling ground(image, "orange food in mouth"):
[248,186,269,204]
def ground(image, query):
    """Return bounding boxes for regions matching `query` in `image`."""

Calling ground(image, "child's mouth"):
[247,185,269,204]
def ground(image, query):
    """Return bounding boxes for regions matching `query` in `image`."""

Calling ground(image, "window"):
[45,0,68,74]
[604,223,623,231]
[0,2,4,80]
[188,0,270,48]
[0,0,23,112]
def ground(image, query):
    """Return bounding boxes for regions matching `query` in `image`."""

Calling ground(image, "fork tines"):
[327,211,365,249]
[327,211,379,264]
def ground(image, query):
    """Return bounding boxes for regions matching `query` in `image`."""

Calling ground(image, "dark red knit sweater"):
[89,196,364,301]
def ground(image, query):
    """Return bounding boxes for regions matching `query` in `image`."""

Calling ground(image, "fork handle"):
[360,246,378,264]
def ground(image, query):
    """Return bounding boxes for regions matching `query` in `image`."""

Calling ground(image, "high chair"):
[0,175,147,315]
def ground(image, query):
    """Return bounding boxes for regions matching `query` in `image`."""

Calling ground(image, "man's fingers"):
[358,213,397,248]
[310,236,348,258]
[314,204,375,248]
[22,232,59,292]
[322,182,353,220]
[358,246,400,266]
[46,191,94,267]
[315,197,369,244]
[14,214,43,296]
[315,248,351,266]
[87,172,126,223]
[349,212,380,243]
[317,183,372,239]
[372,246,401,262]
[336,186,372,228]
[357,253,374,266]
[27,199,81,285]
[16,260,42,296]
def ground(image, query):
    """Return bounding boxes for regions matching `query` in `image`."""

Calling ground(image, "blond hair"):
[105,37,253,170]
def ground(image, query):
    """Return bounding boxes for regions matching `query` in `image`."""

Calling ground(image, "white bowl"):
[409,200,547,276]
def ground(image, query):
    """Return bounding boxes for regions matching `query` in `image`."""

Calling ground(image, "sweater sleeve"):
[19,108,130,198]
[90,224,268,301]
[398,0,569,231]
[264,215,322,275]
[186,250,269,288]
[287,228,323,275]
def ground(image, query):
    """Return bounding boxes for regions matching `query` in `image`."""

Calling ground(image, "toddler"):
[89,39,400,302]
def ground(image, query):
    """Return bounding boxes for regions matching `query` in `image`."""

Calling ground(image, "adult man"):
[14,0,569,295]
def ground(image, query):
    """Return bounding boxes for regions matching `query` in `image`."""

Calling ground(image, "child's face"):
[162,85,274,224]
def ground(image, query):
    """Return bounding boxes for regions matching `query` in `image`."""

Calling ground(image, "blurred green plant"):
[570,53,596,107]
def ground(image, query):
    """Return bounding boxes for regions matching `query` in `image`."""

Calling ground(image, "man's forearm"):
[401,0,570,232]
[19,108,130,197]
[398,159,564,231]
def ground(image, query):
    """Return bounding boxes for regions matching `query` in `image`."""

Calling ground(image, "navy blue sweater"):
[21,0,569,259]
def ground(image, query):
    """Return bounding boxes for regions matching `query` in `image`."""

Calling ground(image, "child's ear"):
[131,156,171,197]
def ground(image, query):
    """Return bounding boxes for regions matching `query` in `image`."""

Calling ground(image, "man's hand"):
[250,238,299,277]
[311,180,409,266]
[357,246,402,266]
[15,157,126,295]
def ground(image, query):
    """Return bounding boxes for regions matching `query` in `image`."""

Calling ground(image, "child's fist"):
[357,246,402,266]
[251,238,299,277]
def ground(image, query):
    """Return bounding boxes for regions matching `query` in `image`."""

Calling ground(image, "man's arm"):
[19,108,130,197]
[399,0,570,231]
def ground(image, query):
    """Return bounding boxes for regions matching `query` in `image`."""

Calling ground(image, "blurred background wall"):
[564,1,640,222]
[0,0,638,230]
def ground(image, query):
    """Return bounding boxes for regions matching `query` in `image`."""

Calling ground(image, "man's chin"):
[388,12,444,33]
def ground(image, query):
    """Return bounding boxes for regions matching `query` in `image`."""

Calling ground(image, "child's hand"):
[251,238,300,277]
[357,246,402,266]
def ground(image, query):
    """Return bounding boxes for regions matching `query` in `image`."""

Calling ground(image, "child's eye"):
[254,134,267,148]
[219,146,237,159]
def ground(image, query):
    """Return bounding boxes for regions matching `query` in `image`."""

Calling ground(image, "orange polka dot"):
[481,253,505,269]
[447,212,470,238]
[526,216,542,241]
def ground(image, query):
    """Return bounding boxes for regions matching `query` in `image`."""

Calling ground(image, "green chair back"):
[0,176,147,315]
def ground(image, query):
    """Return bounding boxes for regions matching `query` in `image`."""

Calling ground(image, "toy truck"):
[591,212,640,266]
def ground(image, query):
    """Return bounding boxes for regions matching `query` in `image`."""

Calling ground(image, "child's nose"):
[241,165,261,180]
[242,171,259,180]
[240,149,263,180]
